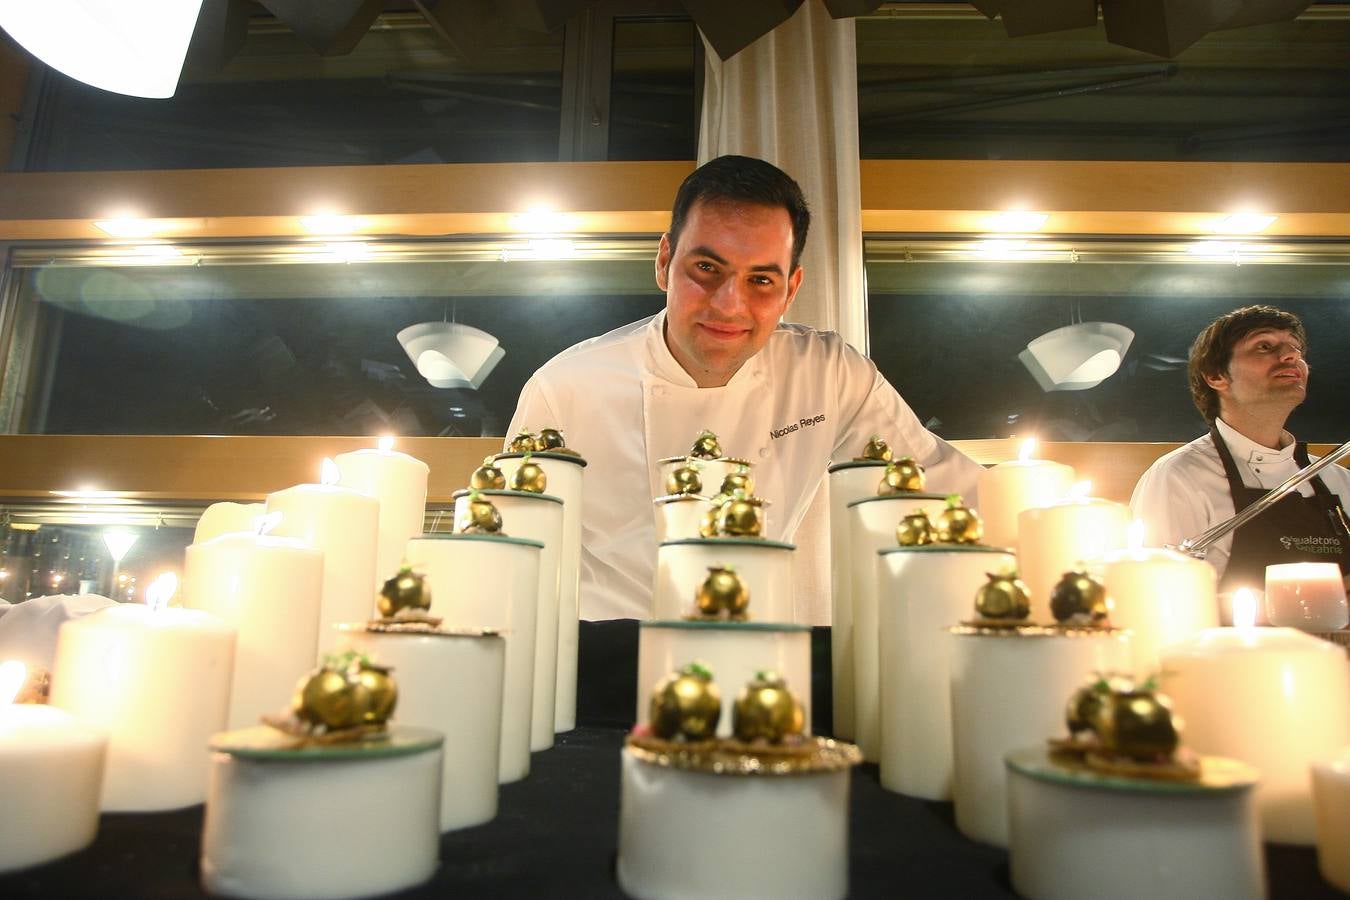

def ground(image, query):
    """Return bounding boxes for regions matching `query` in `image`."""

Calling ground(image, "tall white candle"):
[1313,748,1350,892]
[1160,590,1350,844]
[1018,486,1129,622]
[1264,562,1349,632]
[184,526,323,729]
[977,439,1076,551]
[334,438,430,588]
[0,661,108,874]
[194,502,264,543]
[51,576,235,811]
[267,459,380,656]
[1102,521,1219,676]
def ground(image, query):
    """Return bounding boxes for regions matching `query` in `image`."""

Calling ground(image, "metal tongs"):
[1172,439,1350,558]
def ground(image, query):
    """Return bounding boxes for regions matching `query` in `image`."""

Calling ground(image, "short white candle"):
[1313,748,1350,892]
[1160,590,1350,843]
[334,437,430,588]
[1264,562,1348,632]
[51,575,236,811]
[977,439,1076,551]
[184,523,323,728]
[1018,485,1130,622]
[0,661,108,874]
[267,459,380,656]
[194,502,264,543]
[1102,521,1219,676]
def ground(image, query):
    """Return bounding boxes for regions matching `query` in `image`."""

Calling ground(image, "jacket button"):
[759,447,771,459]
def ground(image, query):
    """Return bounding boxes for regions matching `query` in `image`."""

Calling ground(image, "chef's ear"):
[783,265,804,310]
[1203,368,1230,392]
[655,233,673,291]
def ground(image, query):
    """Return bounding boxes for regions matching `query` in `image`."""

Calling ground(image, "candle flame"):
[1233,588,1258,630]
[0,660,25,707]
[1067,481,1092,501]
[377,435,395,452]
[1018,438,1036,463]
[254,511,283,536]
[1128,519,1146,552]
[321,457,340,486]
[146,573,178,612]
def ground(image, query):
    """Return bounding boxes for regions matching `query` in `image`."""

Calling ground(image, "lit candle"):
[266,458,380,655]
[194,502,264,543]
[1264,562,1348,632]
[50,574,236,811]
[977,439,1076,551]
[1017,483,1129,622]
[1101,520,1219,676]
[0,660,108,873]
[1160,589,1350,843]
[334,436,430,588]
[184,515,323,728]
[1313,748,1350,892]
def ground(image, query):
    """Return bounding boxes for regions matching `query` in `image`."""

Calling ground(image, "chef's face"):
[656,199,803,387]
[1206,327,1309,415]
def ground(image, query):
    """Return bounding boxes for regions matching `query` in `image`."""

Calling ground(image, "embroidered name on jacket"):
[770,413,826,441]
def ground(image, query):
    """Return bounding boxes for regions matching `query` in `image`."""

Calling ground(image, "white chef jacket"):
[507,311,984,620]
[1130,417,1350,581]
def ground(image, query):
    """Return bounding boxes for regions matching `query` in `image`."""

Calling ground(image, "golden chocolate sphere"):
[1093,690,1180,760]
[294,667,365,730]
[378,566,431,618]
[689,431,722,460]
[699,503,721,538]
[719,467,754,496]
[975,570,1030,620]
[878,457,925,494]
[470,457,506,490]
[462,495,503,533]
[895,510,933,547]
[860,436,893,462]
[356,663,398,725]
[538,427,566,450]
[508,430,541,453]
[695,565,749,618]
[732,671,804,743]
[717,493,763,538]
[1050,569,1109,625]
[934,495,983,544]
[1066,678,1111,737]
[649,663,721,741]
[666,463,703,496]
[512,459,548,493]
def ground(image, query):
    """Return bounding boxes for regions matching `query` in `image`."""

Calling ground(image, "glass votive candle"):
[1265,563,1349,632]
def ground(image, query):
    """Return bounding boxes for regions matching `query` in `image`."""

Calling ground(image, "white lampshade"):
[0,1,205,99]
[1018,321,1134,392]
[396,321,505,390]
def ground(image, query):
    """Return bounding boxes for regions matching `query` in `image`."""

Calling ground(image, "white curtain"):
[697,0,865,625]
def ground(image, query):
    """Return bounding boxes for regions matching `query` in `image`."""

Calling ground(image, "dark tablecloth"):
[1,621,1341,899]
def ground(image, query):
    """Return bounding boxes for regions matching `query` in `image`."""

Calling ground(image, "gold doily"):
[261,714,391,748]
[1048,738,1201,782]
[626,734,861,776]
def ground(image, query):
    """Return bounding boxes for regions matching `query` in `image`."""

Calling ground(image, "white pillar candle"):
[848,493,947,761]
[454,488,563,753]
[1264,562,1349,632]
[877,545,1015,799]
[0,661,108,874]
[977,440,1076,551]
[406,533,541,784]
[194,502,264,543]
[1160,592,1350,844]
[266,460,379,657]
[654,494,712,543]
[1312,748,1350,893]
[337,627,505,833]
[51,579,236,811]
[496,451,585,733]
[826,460,890,740]
[184,530,323,729]
[1018,492,1130,622]
[653,538,796,623]
[1102,523,1219,677]
[334,439,430,588]
[950,627,1132,847]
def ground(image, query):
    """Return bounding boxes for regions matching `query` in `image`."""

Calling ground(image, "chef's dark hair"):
[667,155,811,271]
[1188,305,1308,423]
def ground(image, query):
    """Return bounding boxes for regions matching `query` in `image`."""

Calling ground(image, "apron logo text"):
[1279,535,1344,555]
[770,413,826,441]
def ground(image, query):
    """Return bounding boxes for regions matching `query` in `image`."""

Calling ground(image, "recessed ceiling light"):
[94,218,162,238]
[985,211,1049,232]
[509,209,578,233]
[1215,213,1277,234]
[299,214,362,235]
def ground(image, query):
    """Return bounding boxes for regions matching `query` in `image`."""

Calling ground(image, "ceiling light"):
[1018,322,1134,392]
[1215,213,1277,234]
[985,211,1048,232]
[0,1,205,99]
[94,218,163,238]
[509,209,578,233]
[397,322,504,390]
[299,214,363,235]
[103,530,139,563]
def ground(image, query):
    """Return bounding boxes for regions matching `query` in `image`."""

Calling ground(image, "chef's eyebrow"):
[688,245,785,276]
[1245,328,1304,349]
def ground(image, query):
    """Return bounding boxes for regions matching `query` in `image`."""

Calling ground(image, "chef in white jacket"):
[507,155,982,621]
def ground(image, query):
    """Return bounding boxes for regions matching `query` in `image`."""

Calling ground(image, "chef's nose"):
[1278,341,1304,362]
[708,277,750,315]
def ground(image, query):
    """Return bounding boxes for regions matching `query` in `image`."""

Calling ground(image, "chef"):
[1131,305,1350,593]
[507,155,982,621]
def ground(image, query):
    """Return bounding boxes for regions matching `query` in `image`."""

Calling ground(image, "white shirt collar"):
[643,309,766,389]
[1214,417,1296,464]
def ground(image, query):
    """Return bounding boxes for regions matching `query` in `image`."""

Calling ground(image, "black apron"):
[1212,425,1350,592]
